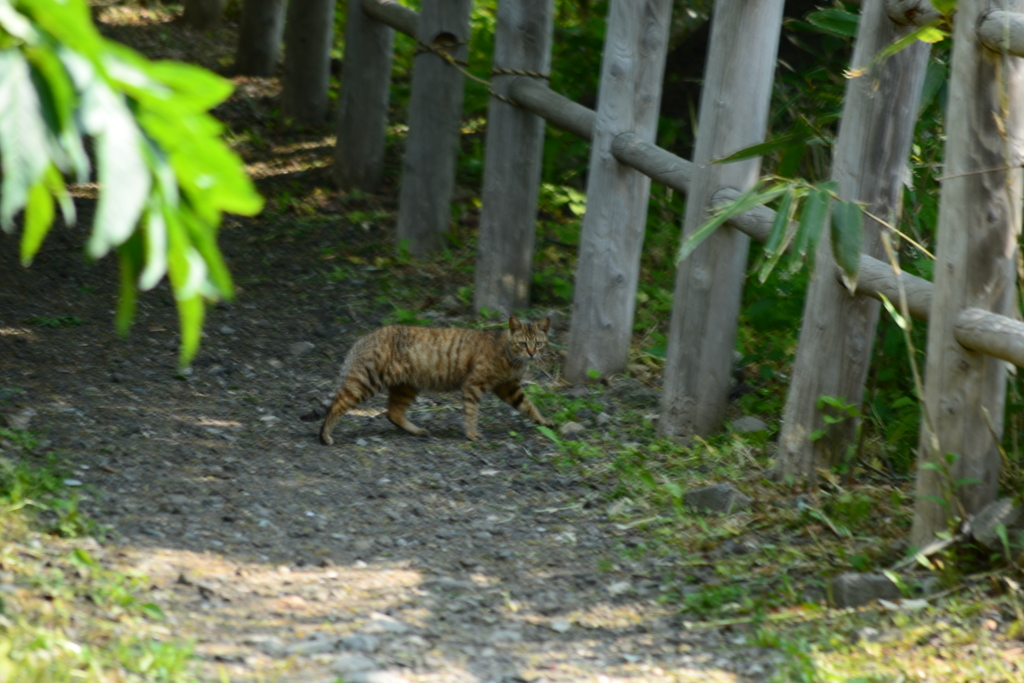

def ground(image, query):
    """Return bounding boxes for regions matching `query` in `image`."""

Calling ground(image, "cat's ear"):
[537,317,551,333]
[509,316,522,332]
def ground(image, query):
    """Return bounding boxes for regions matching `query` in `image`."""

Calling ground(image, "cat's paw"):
[319,429,334,446]
[465,431,481,441]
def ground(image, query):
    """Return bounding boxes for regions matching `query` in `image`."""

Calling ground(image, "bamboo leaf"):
[878,293,908,331]
[788,183,834,273]
[875,19,948,64]
[807,9,860,38]
[831,199,862,293]
[711,133,809,165]
[678,184,789,263]
[758,187,796,283]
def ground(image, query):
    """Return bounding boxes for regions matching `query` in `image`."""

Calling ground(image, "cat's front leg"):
[493,381,554,428]
[461,384,484,441]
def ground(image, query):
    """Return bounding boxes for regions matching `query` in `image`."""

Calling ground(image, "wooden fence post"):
[775,0,930,483]
[562,0,672,382]
[395,0,473,257]
[658,0,785,437]
[334,0,398,192]
[281,0,337,126]
[234,0,287,76]
[911,0,1024,547]
[472,0,555,316]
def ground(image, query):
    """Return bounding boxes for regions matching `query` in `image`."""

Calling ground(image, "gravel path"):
[0,214,781,682]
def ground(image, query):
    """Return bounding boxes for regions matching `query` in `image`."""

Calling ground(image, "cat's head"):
[508,316,550,360]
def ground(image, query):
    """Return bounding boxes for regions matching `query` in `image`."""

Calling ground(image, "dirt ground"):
[0,8,786,682]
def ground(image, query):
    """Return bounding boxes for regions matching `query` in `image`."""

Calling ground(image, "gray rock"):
[340,634,381,652]
[331,653,376,676]
[286,634,339,656]
[244,634,287,658]
[550,618,572,633]
[346,671,413,683]
[487,628,522,644]
[684,483,752,514]
[219,325,235,335]
[971,497,1024,551]
[608,378,661,409]
[596,411,613,427]
[289,341,316,357]
[831,572,902,608]
[361,612,411,635]
[440,294,462,314]
[5,407,36,431]
[559,421,586,439]
[731,415,768,434]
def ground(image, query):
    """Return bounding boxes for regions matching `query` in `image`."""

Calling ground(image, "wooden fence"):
[334,0,1024,545]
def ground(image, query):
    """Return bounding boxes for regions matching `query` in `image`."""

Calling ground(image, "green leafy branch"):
[677,176,864,290]
[0,0,263,366]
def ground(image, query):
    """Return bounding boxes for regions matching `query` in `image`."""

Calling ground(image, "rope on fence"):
[412,38,550,107]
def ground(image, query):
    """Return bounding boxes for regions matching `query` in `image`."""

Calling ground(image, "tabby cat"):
[320,316,554,444]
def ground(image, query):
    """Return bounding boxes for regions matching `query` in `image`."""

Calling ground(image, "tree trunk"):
[657,0,785,437]
[395,0,473,257]
[234,0,287,76]
[182,0,226,30]
[334,0,397,192]
[775,0,929,484]
[561,0,672,382]
[473,0,555,315]
[911,0,1024,548]
[281,0,336,126]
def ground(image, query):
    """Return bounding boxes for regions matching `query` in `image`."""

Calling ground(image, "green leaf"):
[952,477,982,489]
[931,0,957,16]
[179,205,233,299]
[879,293,908,331]
[86,92,150,257]
[758,186,796,283]
[116,234,144,337]
[678,183,789,263]
[537,425,560,444]
[831,199,862,293]
[711,133,810,165]
[0,50,51,231]
[809,429,826,442]
[806,9,860,38]
[21,177,54,265]
[789,182,836,272]
[174,293,204,368]
[139,202,168,291]
[875,19,948,63]
[141,602,166,621]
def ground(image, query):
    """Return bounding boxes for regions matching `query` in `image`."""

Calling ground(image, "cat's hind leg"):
[386,384,429,436]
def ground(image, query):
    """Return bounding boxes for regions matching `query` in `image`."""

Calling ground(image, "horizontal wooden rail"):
[362,0,418,38]
[360,0,1024,369]
[885,0,1024,60]
[955,307,1024,366]
[885,0,940,26]
[977,10,1024,56]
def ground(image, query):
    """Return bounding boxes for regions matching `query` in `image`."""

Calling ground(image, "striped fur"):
[320,316,553,444]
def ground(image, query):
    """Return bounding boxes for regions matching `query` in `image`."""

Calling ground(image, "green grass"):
[0,436,196,682]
